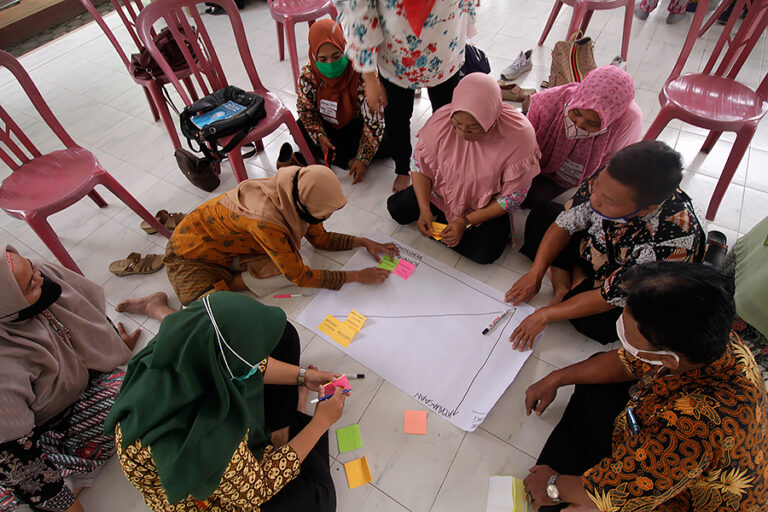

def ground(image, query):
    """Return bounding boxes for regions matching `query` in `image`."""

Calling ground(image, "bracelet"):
[461,216,472,229]
[297,367,307,387]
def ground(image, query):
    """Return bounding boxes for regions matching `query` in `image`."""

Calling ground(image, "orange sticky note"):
[404,410,427,434]
[318,315,342,338]
[318,315,355,348]
[344,456,372,489]
[432,222,447,241]
[345,310,366,332]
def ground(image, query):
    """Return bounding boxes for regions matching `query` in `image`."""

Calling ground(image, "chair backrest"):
[136,0,265,106]
[667,0,768,89]
[0,51,77,171]
[80,0,155,70]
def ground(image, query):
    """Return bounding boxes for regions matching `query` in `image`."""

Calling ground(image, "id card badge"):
[555,159,585,186]
[319,99,339,125]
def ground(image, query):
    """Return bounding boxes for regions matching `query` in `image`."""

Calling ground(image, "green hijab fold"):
[104,292,287,504]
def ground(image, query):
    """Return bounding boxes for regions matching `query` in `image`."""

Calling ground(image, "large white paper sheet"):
[296,232,535,431]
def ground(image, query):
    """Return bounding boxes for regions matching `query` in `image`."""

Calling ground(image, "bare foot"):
[547,267,571,306]
[116,292,175,321]
[392,174,411,193]
[548,286,569,306]
[270,427,289,448]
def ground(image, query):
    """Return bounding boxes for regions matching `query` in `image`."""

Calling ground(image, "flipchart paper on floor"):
[296,231,535,431]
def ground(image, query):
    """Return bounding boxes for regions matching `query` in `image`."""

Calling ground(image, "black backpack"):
[179,85,267,161]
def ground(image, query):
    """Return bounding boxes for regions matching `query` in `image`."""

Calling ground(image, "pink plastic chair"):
[0,50,171,274]
[643,0,768,221]
[80,0,199,150]
[267,0,337,92]
[538,0,635,61]
[136,0,317,183]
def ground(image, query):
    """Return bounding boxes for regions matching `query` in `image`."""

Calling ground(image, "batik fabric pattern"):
[342,0,477,89]
[583,333,768,511]
[0,371,124,512]
[554,172,706,306]
[116,426,300,512]
[297,64,384,165]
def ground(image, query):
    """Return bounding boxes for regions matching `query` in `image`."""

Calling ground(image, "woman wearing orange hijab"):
[294,19,384,184]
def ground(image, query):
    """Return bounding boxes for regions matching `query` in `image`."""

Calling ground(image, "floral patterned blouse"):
[341,0,477,89]
[554,172,706,307]
[296,64,384,165]
[583,334,768,512]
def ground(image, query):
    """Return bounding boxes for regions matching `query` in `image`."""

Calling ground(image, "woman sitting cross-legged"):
[0,244,139,512]
[294,19,384,184]
[163,165,398,305]
[387,72,541,264]
[105,291,345,512]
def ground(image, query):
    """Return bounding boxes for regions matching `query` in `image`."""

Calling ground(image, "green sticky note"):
[336,424,362,453]
[377,254,399,271]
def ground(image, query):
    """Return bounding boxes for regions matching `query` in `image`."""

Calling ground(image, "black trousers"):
[387,185,511,264]
[520,175,571,210]
[297,118,377,169]
[261,323,336,512]
[536,381,632,512]
[520,201,621,344]
[381,72,461,174]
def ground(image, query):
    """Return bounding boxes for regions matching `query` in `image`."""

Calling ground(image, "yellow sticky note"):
[432,221,447,241]
[344,456,372,489]
[318,315,342,338]
[331,322,356,348]
[345,310,366,333]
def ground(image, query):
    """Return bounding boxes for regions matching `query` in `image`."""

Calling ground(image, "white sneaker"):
[501,49,533,81]
[609,55,627,70]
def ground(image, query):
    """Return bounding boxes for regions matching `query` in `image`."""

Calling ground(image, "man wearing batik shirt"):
[522,262,768,512]
[506,141,705,348]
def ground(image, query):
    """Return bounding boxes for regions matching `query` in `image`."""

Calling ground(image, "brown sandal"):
[140,210,186,234]
[108,252,164,277]
[498,80,536,102]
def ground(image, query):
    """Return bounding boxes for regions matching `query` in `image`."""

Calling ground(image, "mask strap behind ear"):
[202,295,255,380]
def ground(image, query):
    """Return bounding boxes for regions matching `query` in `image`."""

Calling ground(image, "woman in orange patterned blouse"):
[521,262,767,512]
[164,165,398,304]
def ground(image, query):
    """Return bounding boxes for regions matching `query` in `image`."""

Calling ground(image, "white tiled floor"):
[1,1,767,510]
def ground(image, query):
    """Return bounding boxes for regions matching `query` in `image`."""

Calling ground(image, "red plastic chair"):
[698,0,752,36]
[0,50,171,274]
[136,0,317,183]
[267,0,337,92]
[538,0,635,61]
[643,0,768,221]
[79,0,199,150]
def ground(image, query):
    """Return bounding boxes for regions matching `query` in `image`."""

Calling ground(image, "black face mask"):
[292,169,326,225]
[12,274,62,322]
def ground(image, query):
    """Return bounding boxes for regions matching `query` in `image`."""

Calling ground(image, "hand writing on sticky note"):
[377,254,399,271]
[393,260,415,280]
[323,375,351,396]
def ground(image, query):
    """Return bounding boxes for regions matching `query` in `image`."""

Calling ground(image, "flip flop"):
[109,252,164,277]
[140,210,186,234]
[498,80,536,102]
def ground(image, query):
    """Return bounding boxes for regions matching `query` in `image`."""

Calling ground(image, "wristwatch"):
[297,367,307,387]
[546,473,562,504]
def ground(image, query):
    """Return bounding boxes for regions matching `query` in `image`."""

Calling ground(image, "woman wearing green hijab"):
[104,291,345,511]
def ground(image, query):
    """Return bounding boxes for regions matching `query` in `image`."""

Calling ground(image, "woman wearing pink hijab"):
[387,73,541,264]
[522,66,643,212]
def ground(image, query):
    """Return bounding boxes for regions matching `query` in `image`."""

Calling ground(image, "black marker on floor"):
[344,374,365,379]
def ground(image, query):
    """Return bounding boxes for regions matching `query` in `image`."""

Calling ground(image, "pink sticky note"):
[404,410,427,434]
[323,375,351,396]
[393,260,415,280]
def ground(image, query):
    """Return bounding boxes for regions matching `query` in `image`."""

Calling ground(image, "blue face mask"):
[590,200,644,224]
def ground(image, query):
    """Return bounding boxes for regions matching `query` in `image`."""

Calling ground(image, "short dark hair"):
[624,262,735,364]
[607,141,683,206]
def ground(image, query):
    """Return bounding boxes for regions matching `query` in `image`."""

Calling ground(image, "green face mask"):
[315,55,349,79]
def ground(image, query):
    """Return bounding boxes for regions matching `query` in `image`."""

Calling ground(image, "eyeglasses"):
[628,366,669,403]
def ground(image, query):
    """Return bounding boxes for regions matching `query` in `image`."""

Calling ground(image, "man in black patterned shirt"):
[506,141,705,348]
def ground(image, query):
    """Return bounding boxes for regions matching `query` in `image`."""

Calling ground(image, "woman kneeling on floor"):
[294,19,384,184]
[164,165,398,305]
[387,72,541,264]
[105,291,345,512]
[0,243,138,512]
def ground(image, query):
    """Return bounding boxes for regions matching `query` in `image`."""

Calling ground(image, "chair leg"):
[87,190,108,208]
[228,149,250,182]
[286,21,301,93]
[285,115,317,165]
[701,130,722,154]
[26,214,83,274]
[148,82,183,150]
[579,10,594,33]
[329,4,337,20]
[183,77,199,102]
[706,126,753,221]
[276,21,285,61]
[567,4,588,40]
[142,86,160,122]
[642,107,675,141]
[621,1,634,61]
[98,175,172,238]
[255,139,265,152]
[538,0,564,45]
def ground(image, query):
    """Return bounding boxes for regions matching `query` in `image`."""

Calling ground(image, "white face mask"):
[563,114,598,139]
[616,315,679,366]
